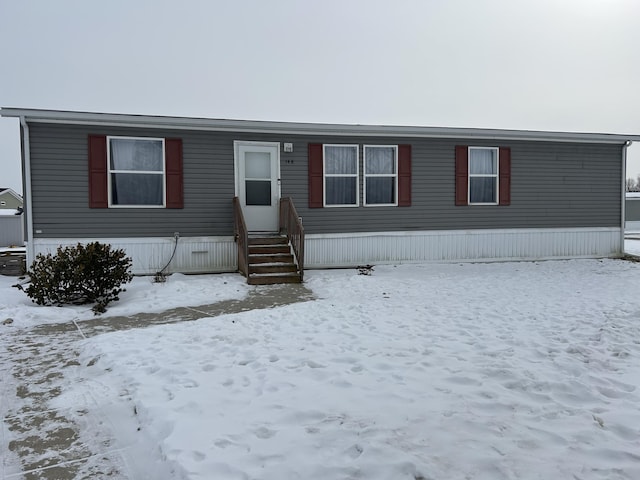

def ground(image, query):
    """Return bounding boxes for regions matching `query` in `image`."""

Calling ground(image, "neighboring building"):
[0,189,24,248]
[626,192,640,231]
[1,107,638,276]
[0,209,24,247]
[0,187,22,210]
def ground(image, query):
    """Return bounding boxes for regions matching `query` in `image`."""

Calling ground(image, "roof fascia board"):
[2,107,639,145]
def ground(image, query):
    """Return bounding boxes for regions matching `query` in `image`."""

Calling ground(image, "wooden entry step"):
[246,235,302,285]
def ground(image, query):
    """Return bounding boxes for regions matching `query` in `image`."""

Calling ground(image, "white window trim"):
[363,145,398,207]
[468,146,499,205]
[323,144,359,208]
[107,136,166,208]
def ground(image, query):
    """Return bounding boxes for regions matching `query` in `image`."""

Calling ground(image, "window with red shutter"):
[88,135,183,208]
[455,145,511,206]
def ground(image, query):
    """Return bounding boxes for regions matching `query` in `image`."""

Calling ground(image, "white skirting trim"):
[30,236,237,275]
[304,227,623,268]
[30,227,622,274]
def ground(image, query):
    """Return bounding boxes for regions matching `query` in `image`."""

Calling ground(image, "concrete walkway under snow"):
[1,282,315,480]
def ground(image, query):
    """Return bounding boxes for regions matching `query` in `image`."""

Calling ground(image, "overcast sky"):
[1,0,639,195]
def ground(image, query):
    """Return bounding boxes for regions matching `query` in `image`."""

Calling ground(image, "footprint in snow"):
[214,438,249,452]
[345,444,364,459]
[305,360,325,368]
[254,426,277,439]
[596,386,628,399]
[192,451,206,462]
[603,378,636,392]
[214,438,232,448]
[444,375,481,386]
[331,379,352,388]
[163,387,175,401]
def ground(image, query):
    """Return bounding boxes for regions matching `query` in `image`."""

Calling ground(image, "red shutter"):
[398,144,411,206]
[88,135,108,208]
[455,145,468,206]
[308,143,323,208]
[165,138,183,209]
[499,147,511,206]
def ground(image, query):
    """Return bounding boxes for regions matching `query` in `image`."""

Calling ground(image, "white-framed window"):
[323,144,359,207]
[468,147,498,205]
[107,136,165,207]
[364,145,398,206]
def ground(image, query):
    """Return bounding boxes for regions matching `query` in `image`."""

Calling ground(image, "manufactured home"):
[1,108,637,283]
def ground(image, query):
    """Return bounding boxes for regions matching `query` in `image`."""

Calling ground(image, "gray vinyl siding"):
[27,123,622,239]
[29,124,238,238]
[291,138,622,233]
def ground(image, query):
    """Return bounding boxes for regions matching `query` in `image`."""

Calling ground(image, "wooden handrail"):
[233,197,249,278]
[279,197,305,281]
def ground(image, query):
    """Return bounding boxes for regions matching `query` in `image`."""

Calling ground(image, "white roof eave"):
[2,107,639,144]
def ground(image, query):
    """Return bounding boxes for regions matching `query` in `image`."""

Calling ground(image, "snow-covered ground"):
[0,273,250,328]
[626,237,640,256]
[3,258,638,479]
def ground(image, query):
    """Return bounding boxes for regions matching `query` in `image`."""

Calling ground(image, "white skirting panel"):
[30,236,238,275]
[30,228,622,274]
[304,227,622,268]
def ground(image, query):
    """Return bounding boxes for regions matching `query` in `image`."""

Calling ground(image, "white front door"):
[235,141,280,232]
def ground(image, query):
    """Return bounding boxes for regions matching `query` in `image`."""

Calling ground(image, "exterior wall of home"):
[292,139,622,233]
[28,123,623,240]
[28,124,236,238]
